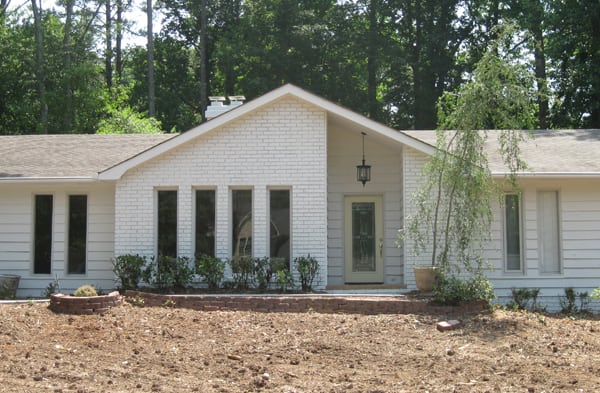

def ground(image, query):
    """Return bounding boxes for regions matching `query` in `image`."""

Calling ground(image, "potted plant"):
[0,274,21,299]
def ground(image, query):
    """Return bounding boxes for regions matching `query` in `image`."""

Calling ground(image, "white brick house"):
[1,84,600,308]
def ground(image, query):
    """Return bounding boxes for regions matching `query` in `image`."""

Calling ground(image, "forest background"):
[0,0,598,135]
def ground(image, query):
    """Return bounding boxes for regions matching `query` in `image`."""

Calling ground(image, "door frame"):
[344,195,384,283]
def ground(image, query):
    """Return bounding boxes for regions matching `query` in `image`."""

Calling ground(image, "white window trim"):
[154,187,179,258]
[66,193,89,276]
[267,186,293,265]
[192,187,217,259]
[537,189,563,275]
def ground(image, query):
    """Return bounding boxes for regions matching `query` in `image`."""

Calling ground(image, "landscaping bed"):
[1,302,599,392]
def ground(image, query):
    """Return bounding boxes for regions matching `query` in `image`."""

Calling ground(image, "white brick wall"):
[114,97,329,288]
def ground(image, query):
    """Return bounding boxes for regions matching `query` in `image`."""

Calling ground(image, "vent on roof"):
[205,95,245,120]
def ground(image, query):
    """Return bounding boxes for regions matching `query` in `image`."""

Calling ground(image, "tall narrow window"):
[504,194,522,271]
[68,195,87,274]
[195,189,216,258]
[538,190,560,273]
[232,189,252,259]
[157,190,177,258]
[270,190,290,269]
[34,195,53,274]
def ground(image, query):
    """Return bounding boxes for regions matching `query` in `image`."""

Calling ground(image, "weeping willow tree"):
[403,28,538,300]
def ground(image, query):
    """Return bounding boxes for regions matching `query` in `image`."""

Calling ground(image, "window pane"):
[195,190,216,258]
[232,190,252,259]
[505,194,521,271]
[34,195,53,274]
[270,190,290,269]
[538,191,560,273]
[352,202,376,272]
[158,190,177,258]
[68,195,87,274]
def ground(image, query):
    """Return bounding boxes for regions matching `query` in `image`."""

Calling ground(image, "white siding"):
[327,125,403,286]
[114,97,329,288]
[0,182,116,297]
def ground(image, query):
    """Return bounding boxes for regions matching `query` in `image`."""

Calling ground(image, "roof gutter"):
[0,176,100,184]
[492,172,600,178]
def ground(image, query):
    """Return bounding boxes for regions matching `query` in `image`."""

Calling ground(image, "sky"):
[9,0,162,48]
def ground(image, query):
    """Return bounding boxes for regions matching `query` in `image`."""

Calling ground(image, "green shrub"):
[275,269,294,293]
[560,287,590,314]
[230,256,255,290]
[433,272,495,306]
[195,255,225,290]
[508,287,540,311]
[143,256,194,291]
[73,285,98,297]
[112,254,146,290]
[295,255,319,292]
[254,257,276,291]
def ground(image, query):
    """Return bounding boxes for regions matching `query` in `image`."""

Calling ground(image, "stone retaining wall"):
[124,291,487,315]
[50,291,123,314]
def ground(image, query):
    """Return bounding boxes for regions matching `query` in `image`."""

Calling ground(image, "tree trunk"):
[105,0,113,88]
[147,0,155,117]
[63,0,74,132]
[116,0,123,81]
[199,0,208,122]
[366,0,379,121]
[31,0,48,133]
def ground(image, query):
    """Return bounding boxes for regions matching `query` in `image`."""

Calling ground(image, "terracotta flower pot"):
[413,267,438,292]
[0,274,21,300]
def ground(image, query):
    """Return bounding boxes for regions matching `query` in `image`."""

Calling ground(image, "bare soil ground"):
[1,301,599,393]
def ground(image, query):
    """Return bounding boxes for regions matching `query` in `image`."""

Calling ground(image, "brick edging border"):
[49,291,123,315]
[124,290,488,315]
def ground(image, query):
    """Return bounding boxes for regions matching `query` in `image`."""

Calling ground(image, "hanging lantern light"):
[356,132,371,187]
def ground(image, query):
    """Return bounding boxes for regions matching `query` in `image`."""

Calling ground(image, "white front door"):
[344,195,384,283]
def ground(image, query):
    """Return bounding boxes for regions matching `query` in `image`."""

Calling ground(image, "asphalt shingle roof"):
[0,134,176,179]
[402,129,600,175]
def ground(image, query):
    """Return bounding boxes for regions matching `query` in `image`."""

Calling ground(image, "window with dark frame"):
[195,189,216,258]
[157,190,177,258]
[34,195,53,274]
[232,189,252,259]
[270,189,290,270]
[504,194,522,271]
[68,195,87,274]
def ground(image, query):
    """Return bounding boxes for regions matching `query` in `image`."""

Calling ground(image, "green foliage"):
[97,86,165,134]
[433,271,495,306]
[143,256,194,292]
[127,295,145,307]
[254,257,274,292]
[230,256,255,290]
[559,287,590,315]
[275,269,294,293]
[295,255,319,292]
[591,287,600,299]
[508,287,541,311]
[195,255,225,290]
[73,285,98,297]
[112,254,146,290]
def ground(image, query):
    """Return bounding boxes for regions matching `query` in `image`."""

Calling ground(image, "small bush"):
[295,255,319,292]
[112,254,146,290]
[508,287,540,311]
[230,256,255,290]
[254,257,276,291]
[195,255,225,290]
[73,285,98,297]
[433,272,495,306]
[560,287,590,314]
[275,270,294,293]
[143,256,194,291]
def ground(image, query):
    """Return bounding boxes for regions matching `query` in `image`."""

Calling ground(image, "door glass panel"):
[352,202,376,272]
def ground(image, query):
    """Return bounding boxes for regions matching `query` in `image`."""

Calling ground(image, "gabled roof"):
[98,84,435,180]
[404,129,600,177]
[0,134,175,181]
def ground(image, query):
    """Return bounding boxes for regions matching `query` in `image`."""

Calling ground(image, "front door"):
[344,195,384,283]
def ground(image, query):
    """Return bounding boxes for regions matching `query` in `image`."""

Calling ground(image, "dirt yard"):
[0,300,599,393]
